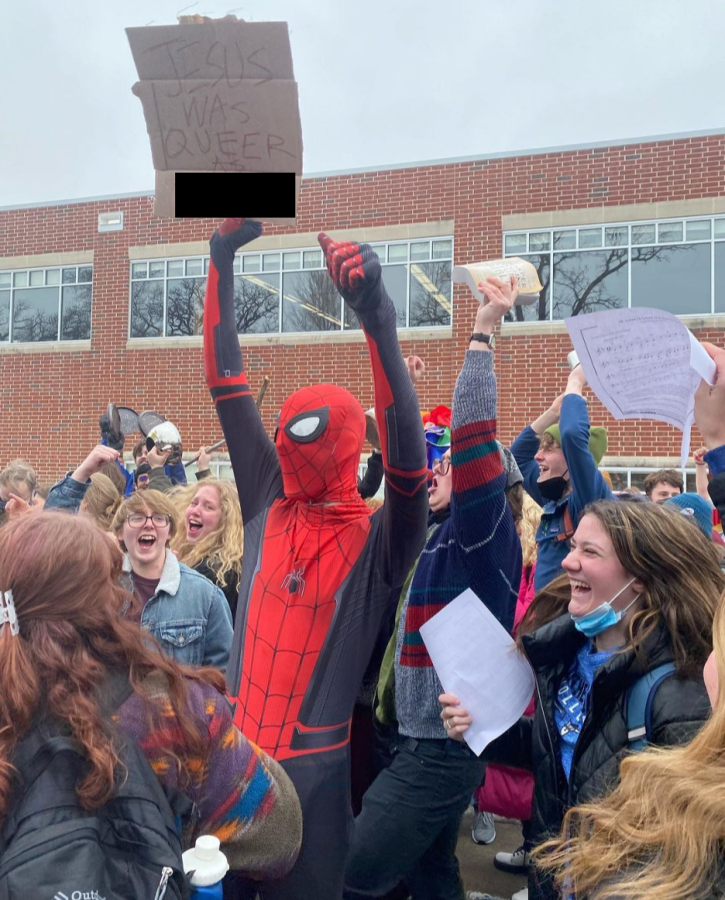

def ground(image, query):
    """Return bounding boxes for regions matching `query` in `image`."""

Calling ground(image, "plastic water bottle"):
[182,835,230,899]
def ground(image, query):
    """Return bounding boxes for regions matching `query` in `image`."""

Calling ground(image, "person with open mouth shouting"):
[112,489,233,671]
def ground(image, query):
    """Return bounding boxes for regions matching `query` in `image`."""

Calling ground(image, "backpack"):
[625,661,677,751]
[0,673,194,900]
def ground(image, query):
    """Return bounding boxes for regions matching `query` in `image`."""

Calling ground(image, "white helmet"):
[145,420,183,465]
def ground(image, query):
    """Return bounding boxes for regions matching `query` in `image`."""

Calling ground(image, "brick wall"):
[2,133,724,481]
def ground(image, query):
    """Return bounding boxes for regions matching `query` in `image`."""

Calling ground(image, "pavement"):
[457,809,528,900]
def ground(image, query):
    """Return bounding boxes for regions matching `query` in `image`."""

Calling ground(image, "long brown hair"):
[583,500,723,675]
[536,591,725,900]
[0,512,225,826]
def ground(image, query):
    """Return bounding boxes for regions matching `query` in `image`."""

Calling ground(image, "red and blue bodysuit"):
[203,219,428,899]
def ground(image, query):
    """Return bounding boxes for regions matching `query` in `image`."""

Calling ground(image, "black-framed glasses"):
[126,513,171,529]
[434,457,451,476]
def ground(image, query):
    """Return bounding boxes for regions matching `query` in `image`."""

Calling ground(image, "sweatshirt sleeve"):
[451,351,521,631]
[559,394,612,520]
[511,426,548,508]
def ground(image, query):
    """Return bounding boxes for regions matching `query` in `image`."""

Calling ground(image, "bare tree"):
[61,285,91,340]
[11,297,58,342]
[282,271,342,332]
[131,282,164,337]
[167,278,205,336]
[234,276,280,333]
[409,261,452,327]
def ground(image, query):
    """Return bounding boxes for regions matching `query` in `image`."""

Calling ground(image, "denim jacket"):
[45,472,88,511]
[122,549,233,672]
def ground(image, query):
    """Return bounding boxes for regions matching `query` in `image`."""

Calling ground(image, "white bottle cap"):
[182,835,230,886]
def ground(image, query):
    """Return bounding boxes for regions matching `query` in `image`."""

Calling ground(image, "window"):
[129,237,454,337]
[503,217,725,321]
[0,265,93,342]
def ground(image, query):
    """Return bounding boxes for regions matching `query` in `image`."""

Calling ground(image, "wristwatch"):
[470,332,496,350]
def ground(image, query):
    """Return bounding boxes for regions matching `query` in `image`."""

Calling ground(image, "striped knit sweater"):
[394,350,522,739]
[114,672,302,880]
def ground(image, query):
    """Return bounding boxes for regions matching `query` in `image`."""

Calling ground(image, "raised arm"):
[318,234,428,584]
[451,277,521,630]
[511,395,564,508]
[203,219,283,523]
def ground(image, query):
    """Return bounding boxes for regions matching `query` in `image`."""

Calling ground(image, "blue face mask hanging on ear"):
[571,577,639,638]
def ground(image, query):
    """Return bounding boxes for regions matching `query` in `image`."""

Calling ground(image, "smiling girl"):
[440,499,723,900]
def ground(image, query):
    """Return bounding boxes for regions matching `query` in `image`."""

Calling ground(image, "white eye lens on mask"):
[289,417,321,438]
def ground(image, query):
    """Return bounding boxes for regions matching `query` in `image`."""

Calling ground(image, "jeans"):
[344,736,485,900]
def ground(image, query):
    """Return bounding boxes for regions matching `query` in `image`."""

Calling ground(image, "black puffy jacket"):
[485,613,711,900]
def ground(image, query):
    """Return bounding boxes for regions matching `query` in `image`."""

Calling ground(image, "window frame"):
[0,265,93,344]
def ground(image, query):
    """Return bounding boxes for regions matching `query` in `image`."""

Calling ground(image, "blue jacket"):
[511,394,612,592]
[123,550,233,671]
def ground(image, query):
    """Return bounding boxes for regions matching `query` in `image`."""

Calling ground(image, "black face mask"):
[538,474,569,502]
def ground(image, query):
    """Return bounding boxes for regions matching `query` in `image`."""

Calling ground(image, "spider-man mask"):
[276,384,365,503]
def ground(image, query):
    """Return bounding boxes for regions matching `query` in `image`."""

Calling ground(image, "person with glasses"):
[112,490,233,671]
[345,276,523,900]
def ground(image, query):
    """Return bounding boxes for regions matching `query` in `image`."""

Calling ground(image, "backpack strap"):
[625,662,677,751]
[555,504,575,543]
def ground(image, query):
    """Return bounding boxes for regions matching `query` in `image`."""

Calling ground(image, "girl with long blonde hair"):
[170,477,243,622]
[537,588,725,900]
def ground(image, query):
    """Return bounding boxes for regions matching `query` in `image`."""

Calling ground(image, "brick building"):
[1,128,724,490]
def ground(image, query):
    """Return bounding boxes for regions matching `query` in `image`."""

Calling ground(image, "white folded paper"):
[419,589,535,756]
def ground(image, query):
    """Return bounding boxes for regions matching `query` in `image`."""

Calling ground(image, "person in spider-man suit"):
[203,218,429,899]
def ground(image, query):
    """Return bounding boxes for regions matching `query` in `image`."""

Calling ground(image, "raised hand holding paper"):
[565,307,716,466]
[419,589,535,756]
[452,257,542,307]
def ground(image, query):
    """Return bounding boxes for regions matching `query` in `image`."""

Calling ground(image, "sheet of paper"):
[452,257,542,307]
[565,308,716,467]
[419,589,535,756]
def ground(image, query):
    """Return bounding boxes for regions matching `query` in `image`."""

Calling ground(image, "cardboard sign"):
[127,18,302,221]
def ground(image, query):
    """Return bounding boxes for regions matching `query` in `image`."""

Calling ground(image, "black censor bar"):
[174,172,297,218]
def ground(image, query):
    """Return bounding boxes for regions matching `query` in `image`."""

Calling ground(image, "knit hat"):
[543,424,608,467]
[497,441,523,489]
[664,492,714,540]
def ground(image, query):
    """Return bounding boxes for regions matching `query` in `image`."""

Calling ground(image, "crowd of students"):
[3,218,725,900]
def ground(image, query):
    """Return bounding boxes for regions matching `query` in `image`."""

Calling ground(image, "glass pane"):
[232,256,241,274]
[186,258,203,276]
[715,219,725,239]
[61,284,92,340]
[607,471,628,492]
[167,260,184,277]
[410,261,451,327]
[529,232,551,252]
[388,244,408,263]
[204,258,210,275]
[553,249,628,318]
[0,274,10,288]
[149,262,165,278]
[714,243,725,313]
[504,254,551,323]
[78,266,93,283]
[630,472,650,492]
[631,244,710,315]
[578,228,602,249]
[432,240,452,259]
[166,277,206,336]
[12,287,59,341]
[263,253,280,271]
[13,272,28,288]
[46,269,60,286]
[0,291,9,341]
[553,230,576,250]
[130,281,164,337]
[283,252,301,270]
[371,244,386,263]
[132,262,148,279]
[29,270,44,287]
[62,268,77,284]
[282,271,341,332]
[234,272,280,333]
[343,305,362,331]
[243,255,261,273]
[632,224,656,245]
[380,264,408,327]
[504,234,527,254]
[658,222,683,243]
[410,242,430,261]
[605,226,628,247]
[686,219,711,241]
[303,250,322,269]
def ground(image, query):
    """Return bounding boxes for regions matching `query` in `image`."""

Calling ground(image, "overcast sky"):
[1,0,723,207]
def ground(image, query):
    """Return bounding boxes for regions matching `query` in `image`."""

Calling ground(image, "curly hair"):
[81,472,122,531]
[0,512,225,827]
[536,589,725,900]
[519,493,542,570]
[168,479,243,593]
